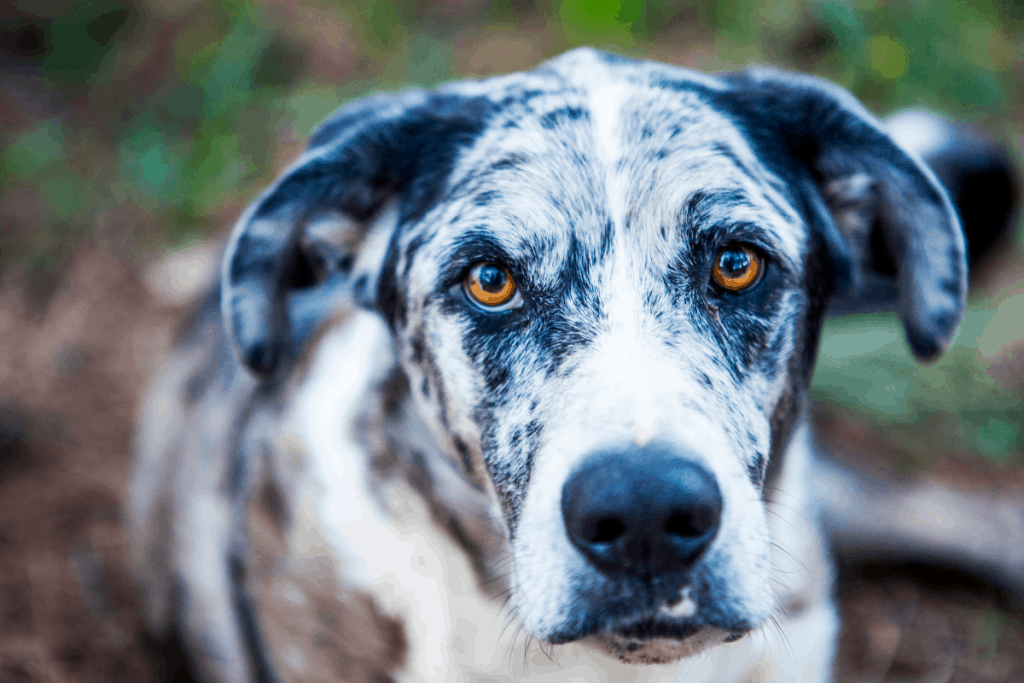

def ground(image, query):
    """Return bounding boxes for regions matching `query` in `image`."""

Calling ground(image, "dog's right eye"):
[712,245,762,292]
[464,262,520,309]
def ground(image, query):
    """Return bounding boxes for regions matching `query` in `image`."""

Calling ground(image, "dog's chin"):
[582,621,741,665]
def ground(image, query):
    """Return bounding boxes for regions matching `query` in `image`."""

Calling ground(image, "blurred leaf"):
[642,0,687,38]
[42,4,131,85]
[162,84,207,124]
[487,0,518,22]
[868,35,905,79]
[406,34,455,85]
[176,22,224,81]
[254,34,308,88]
[974,418,1018,458]
[760,0,802,31]
[368,0,406,47]
[941,70,1004,110]
[38,175,86,221]
[1,120,65,180]
[813,308,1023,464]
[283,81,378,136]
[188,127,246,213]
[808,0,867,54]
[285,87,347,136]
[559,0,642,46]
[120,121,187,201]
[85,8,129,46]
[709,0,762,39]
[199,8,272,119]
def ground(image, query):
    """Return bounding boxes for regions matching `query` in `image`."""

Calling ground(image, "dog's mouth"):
[600,616,749,665]
[560,607,751,666]
[610,617,702,641]
[609,585,703,640]
[547,612,707,646]
[547,586,749,646]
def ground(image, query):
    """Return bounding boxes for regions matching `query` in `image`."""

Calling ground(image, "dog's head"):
[221,49,965,662]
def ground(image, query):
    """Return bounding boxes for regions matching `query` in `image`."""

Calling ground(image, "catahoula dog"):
[127,48,1022,683]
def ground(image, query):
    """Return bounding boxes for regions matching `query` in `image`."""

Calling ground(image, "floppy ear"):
[717,69,968,363]
[221,89,494,380]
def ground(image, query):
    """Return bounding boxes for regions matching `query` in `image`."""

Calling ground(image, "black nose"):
[561,446,722,578]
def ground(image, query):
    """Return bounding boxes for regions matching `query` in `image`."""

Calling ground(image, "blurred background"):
[1,0,1022,681]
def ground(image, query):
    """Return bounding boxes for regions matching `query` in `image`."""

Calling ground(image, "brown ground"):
[0,250,200,683]
[0,248,1020,683]
[835,570,1024,683]
[815,413,1024,683]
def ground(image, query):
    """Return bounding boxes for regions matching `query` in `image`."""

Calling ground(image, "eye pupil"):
[478,265,507,293]
[718,249,750,278]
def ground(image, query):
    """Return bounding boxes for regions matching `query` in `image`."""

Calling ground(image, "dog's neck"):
[343,333,511,593]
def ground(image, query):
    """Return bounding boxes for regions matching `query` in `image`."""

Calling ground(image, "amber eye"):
[465,262,518,307]
[712,245,762,292]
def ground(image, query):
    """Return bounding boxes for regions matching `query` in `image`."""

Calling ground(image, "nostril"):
[590,518,626,543]
[664,509,715,538]
[664,512,698,538]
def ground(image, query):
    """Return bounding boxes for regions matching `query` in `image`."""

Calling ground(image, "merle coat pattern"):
[131,48,966,683]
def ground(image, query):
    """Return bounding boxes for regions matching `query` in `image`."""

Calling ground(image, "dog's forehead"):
[424,59,806,282]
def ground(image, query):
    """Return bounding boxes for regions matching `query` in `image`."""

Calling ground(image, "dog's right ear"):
[716,69,968,364]
[221,89,494,381]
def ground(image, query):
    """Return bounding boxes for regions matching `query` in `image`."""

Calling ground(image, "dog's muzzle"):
[561,445,722,580]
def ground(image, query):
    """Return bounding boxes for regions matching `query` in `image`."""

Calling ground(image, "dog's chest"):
[278,312,836,683]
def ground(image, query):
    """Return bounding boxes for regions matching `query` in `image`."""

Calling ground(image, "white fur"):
[281,311,834,682]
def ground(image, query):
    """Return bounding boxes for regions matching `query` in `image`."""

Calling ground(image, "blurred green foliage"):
[0,0,1021,464]
[3,0,1021,266]
[814,305,1023,468]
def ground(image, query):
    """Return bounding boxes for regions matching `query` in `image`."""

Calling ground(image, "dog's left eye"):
[464,262,521,309]
[712,245,762,292]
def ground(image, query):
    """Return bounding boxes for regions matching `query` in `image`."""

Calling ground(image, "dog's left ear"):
[717,69,968,363]
[221,89,493,381]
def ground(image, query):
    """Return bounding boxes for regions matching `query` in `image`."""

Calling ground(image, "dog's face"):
[221,49,965,663]
[384,67,816,659]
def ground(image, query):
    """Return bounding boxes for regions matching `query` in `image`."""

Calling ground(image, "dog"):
[127,47,982,683]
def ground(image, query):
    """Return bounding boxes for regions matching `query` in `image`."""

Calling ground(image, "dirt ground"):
[816,413,1024,683]
[0,248,1021,683]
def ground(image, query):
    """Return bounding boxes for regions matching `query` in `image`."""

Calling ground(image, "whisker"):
[522,632,535,671]
[504,622,526,670]
[769,542,808,573]
[768,614,797,669]
[538,638,560,667]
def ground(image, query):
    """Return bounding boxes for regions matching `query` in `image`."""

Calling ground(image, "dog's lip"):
[610,616,750,644]
[548,609,751,646]
[546,585,711,644]
[610,617,702,641]
[609,585,701,641]
[598,588,755,644]
[546,613,704,645]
